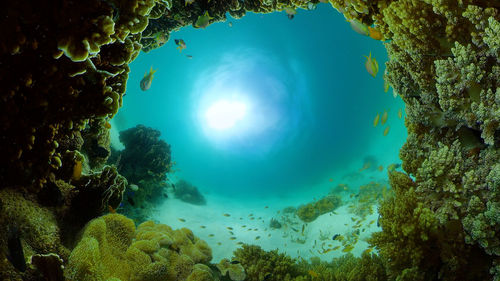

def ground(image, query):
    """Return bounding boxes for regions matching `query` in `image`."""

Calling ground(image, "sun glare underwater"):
[112,4,407,262]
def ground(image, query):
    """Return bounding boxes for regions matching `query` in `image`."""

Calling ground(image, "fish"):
[369,220,375,225]
[217,242,222,245]
[368,26,383,40]
[378,165,383,172]
[242,225,246,228]
[227,227,233,230]
[322,248,335,254]
[200,225,206,228]
[383,126,390,136]
[223,213,231,217]
[230,237,237,240]
[268,233,271,237]
[364,52,379,78]
[231,260,240,264]
[185,0,194,5]
[174,39,186,52]
[194,11,213,28]
[329,178,333,182]
[228,21,233,27]
[229,231,234,235]
[7,226,26,272]
[373,113,380,127]
[104,121,111,129]
[363,248,373,255]
[248,213,253,217]
[178,218,186,222]
[284,7,296,20]
[333,246,341,250]
[237,242,243,245]
[291,227,299,232]
[265,206,269,209]
[308,270,319,278]
[108,205,117,213]
[398,108,403,119]
[301,224,305,235]
[250,217,255,220]
[255,236,261,240]
[381,110,388,125]
[140,67,156,91]
[350,19,370,36]
[384,68,390,92]
[307,2,316,10]
[127,197,135,206]
[208,234,214,237]
[342,245,355,252]
[186,55,193,59]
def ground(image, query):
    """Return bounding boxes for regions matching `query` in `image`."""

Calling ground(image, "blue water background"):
[113,4,406,199]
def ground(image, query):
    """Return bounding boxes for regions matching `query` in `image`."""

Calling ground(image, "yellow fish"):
[364,52,379,78]
[349,19,369,36]
[383,126,390,136]
[384,68,390,92]
[223,213,231,217]
[333,246,341,250]
[381,110,388,125]
[398,108,403,119]
[342,245,355,252]
[230,237,237,240]
[194,11,213,29]
[373,113,380,127]
[140,67,156,91]
[368,26,383,40]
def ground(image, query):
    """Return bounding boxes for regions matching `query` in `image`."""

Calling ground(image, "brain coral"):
[66,214,214,281]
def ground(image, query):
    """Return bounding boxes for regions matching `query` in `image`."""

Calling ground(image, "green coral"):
[66,214,215,281]
[296,195,342,223]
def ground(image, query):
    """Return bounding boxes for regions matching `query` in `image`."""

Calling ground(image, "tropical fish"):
[227,227,233,230]
[242,225,246,228]
[175,39,186,52]
[229,231,234,235]
[308,270,319,278]
[186,55,193,59]
[223,213,231,217]
[378,165,383,171]
[332,234,340,240]
[301,224,305,235]
[383,126,390,136]
[208,234,214,237]
[381,110,388,125]
[237,242,244,245]
[200,225,206,228]
[230,237,237,240]
[140,67,156,91]
[333,246,341,250]
[373,113,380,127]
[217,242,222,245]
[398,108,403,119]
[72,160,83,180]
[154,32,168,47]
[368,26,383,40]
[350,19,370,36]
[363,248,373,255]
[108,205,117,213]
[178,218,186,222]
[185,0,194,5]
[384,68,390,92]
[369,220,375,225]
[364,52,379,77]
[228,21,233,27]
[284,7,297,20]
[265,206,269,208]
[342,245,355,252]
[255,236,261,240]
[322,248,334,254]
[194,11,213,28]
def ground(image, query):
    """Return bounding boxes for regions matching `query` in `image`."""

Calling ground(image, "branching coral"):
[66,214,215,281]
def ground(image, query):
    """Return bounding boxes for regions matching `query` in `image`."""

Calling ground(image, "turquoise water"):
[113,4,407,260]
[115,4,405,197]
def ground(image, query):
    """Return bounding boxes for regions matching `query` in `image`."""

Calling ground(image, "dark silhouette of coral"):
[174,179,207,205]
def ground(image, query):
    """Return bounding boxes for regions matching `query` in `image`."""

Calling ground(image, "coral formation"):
[216,259,246,281]
[296,194,342,222]
[174,179,207,205]
[66,213,215,281]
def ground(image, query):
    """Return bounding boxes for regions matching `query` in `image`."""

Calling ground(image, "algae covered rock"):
[174,179,207,205]
[66,214,215,281]
[296,195,341,223]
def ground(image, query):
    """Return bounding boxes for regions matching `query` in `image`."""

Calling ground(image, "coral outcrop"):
[296,195,342,223]
[66,213,215,281]
[174,179,207,205]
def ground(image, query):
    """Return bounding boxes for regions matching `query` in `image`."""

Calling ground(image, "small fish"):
[373,113,380,127]
[368,26,383,40]
[363,248,373,255]
[242,225,246,228]
[369,220,375,225]
[248,213,254,217]
[329,178,333,182]
[194,11,213,28]
[250,217,255,220]
[265,206,268,209]
[208,234,214,237]
[398,108,403,119]
[383,126,390,136]
[308,270,319,278]
[258,217,262,220]
[108,205,117,213]
[237,242,243,245]
[229,231,234,235]
[223,213,231,217]
[381,110,388,125]
[231,260,240,264]
[175,39,186,52]
[127,197,135,206]
[301,224,305,235]
[284,7,296,20]
[227,227,233,230]
[333,235,344,241]
[350,19,369,36]
[230,237,237,240]
[140,67,156,91]
[186,55,193,59]
[255,236,261,240]
[322,248,334,254]
[178,218,186,222]
[291,227,299,232]
[364,52,379,78]
[104,121,111,129]
[333,246,341,250]
[342,245,355,252]
[200,225,206,228]
[378,165,383,172]
[228,21,233,27]
[268,233,271,237]
[217,242,222,245]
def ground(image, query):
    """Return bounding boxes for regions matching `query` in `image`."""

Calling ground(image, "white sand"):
[153,190,381,263]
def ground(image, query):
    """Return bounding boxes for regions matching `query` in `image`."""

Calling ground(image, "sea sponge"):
[66,214,215,281]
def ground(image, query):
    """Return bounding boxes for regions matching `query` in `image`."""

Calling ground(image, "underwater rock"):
[174,179,207,205]
[216,258,246,281]
[296,194,342,223]
[7,225,26,272]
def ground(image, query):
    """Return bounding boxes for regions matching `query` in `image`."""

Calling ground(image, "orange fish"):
[72,160,83,180]
[368,26,383,40]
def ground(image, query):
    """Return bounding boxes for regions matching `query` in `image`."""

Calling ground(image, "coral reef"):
[216,259,246,281]
[296,194,342,222]
[110,125,172,213]
[174,179,207,205]
[66,213,215,281]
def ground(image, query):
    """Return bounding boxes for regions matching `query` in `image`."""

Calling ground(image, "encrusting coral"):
[66,213,215,281]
